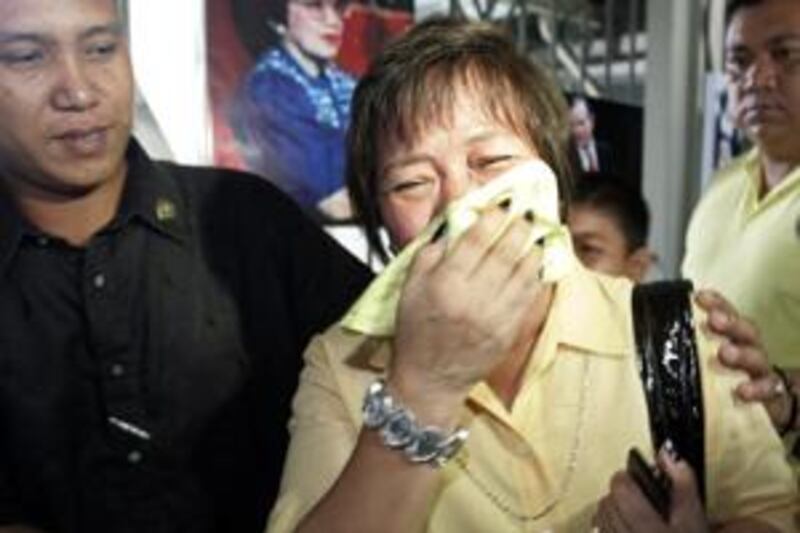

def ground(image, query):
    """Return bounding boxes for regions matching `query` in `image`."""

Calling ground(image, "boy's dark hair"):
[346,17,573,262]
[572,173,650,252]
[725,0,764,26]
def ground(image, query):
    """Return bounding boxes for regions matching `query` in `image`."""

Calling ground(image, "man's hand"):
[695,290,793,430]
[593,447,707,532]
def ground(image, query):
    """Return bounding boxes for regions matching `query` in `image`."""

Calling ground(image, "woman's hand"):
[388,206,546,423]
[593,447,708,533]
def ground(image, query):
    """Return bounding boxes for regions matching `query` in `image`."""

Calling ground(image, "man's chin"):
[748,126,800,160]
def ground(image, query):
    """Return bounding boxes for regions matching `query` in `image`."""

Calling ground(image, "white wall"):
[128,1,211,165]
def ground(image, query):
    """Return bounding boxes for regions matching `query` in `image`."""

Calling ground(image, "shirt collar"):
[0,138,189,273]
[118,139,190,244]
[546,264,633,357]
[743,147,800,212]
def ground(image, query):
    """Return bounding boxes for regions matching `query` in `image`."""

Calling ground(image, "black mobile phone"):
[626,447,672,521]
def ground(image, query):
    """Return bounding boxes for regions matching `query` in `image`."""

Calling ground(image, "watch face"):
[381,409,416,448]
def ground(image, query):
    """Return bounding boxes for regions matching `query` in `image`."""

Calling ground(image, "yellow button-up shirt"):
[268,267,797,532]
[682,148,800,367]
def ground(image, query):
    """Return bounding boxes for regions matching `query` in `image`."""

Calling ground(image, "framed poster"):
[567,93,644,192]
[207,0,413,222]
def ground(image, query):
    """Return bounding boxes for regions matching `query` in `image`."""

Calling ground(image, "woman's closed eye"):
[471,154,521,181]
[383,177,434,198]
[474,155,515,168]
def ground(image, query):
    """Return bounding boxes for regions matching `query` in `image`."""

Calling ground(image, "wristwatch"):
[362,379,469,467]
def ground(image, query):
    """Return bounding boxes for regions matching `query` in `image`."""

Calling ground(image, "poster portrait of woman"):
[207,0,413,222]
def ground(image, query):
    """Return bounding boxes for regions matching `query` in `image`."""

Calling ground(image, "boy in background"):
[568,173,654,282]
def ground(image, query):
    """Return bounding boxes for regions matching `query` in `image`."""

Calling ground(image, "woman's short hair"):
[346,17,573,262]
[231,0,289,57]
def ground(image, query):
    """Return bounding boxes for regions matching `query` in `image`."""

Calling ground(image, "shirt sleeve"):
[266,331,366,533]
[696,305,800,531]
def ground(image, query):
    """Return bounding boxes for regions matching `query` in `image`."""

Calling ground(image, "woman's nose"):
[437,170,477,209]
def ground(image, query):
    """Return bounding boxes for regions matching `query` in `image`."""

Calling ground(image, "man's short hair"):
[725,0,764,26]
[572,173,650,252]
[568,94,593,114]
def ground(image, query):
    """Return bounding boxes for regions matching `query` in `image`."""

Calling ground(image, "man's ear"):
[624,246,654,283]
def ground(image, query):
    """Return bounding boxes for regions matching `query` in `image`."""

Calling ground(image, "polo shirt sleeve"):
[266,329,365,533]
[696,305,800,531]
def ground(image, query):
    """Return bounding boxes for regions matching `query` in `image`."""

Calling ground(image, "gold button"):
[155,198,176,222]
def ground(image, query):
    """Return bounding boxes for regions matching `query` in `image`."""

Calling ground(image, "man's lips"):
[740,101,786,124]
[52,125,109,140]
[50,126,111,156]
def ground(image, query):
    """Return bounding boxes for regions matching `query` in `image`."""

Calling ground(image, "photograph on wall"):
[207,0,413,222]
[566,93,644,191]
[700,72,750,190]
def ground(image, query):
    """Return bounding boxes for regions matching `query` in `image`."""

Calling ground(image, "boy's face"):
[568,204,650,282]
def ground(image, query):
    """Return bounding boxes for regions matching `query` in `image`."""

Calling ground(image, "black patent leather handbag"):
[632,280,706,505]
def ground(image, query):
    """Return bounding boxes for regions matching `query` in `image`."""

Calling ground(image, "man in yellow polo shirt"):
[683,0,800,437]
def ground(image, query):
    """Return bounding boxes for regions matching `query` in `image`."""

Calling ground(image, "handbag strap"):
[632,280,706,505]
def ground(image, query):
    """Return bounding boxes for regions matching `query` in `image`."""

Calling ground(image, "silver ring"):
[772,377,787,398]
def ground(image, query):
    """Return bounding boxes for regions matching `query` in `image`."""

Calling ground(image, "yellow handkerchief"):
[340,160,575,337]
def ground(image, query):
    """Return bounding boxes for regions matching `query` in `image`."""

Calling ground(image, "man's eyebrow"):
[0,22,122,46]
[725,42,750,54]
[0,32,49,46]
[767,33,800,47]
[80,22,124,40]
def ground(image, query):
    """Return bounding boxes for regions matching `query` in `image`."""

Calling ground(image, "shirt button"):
[110,363,125,378]
[36,236,49,247]
[127,450,143,464]
[92,273,106,289]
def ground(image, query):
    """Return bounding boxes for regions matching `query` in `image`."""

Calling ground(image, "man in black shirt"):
[0,1,371,532]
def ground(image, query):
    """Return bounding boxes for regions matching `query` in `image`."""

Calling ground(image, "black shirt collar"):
[118,139,190,244]
[0,138,189,273]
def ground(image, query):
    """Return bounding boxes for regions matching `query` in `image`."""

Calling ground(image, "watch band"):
[362,379,469,467]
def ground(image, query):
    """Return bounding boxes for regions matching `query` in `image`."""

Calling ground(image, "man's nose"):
[51,56,99,111]
[744,53,779,90]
